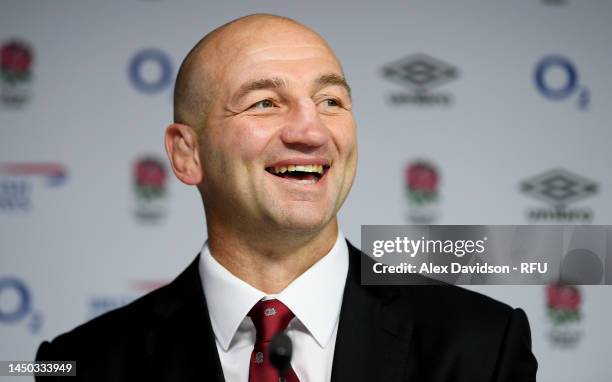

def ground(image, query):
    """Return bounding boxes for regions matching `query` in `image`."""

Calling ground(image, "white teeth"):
[270,164,325,174]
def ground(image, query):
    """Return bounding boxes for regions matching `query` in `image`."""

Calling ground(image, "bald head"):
[173,14,340,132]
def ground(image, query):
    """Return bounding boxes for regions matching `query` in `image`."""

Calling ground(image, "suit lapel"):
[331,242,415,382]
[144,244,415,382]
[149,255,226,382]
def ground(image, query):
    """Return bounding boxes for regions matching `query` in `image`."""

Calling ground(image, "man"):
[37,14,537,381]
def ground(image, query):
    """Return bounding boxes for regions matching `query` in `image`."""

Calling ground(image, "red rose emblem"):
[135,159,166,188]
[406,162,438,192]
[1,41,32,73]
[547,283,581,311]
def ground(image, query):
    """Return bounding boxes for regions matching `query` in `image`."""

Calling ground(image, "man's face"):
[198,23,357,234]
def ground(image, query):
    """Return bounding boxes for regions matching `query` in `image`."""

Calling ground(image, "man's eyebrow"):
[315,73,351,98]
[231,74,351,105]
[232,77,287,105]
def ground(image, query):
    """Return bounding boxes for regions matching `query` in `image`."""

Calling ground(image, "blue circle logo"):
[0,277,31,324]
[128,49,173,94]
[534,55,578,100]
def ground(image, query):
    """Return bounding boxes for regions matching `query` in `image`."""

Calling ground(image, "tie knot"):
[248,299,294,343]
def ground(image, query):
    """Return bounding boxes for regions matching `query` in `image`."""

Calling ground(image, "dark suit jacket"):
[36,241,537,381]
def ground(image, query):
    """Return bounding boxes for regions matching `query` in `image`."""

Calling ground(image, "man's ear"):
[164,123,203,185]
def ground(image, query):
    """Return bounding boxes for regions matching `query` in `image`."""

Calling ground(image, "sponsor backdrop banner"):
[1,1,611,381]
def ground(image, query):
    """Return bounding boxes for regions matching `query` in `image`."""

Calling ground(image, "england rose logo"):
[133,156,167,222]
[546,282,582,347]
[135,158,166,199]
[404,161,440,223]
[406,161,438,204]
[0,40,33,106]
[547,283,581,324]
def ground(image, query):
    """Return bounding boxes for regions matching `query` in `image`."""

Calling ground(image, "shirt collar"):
[199,232,349,351]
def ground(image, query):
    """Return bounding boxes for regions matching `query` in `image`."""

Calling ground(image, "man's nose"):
[280,100,330,149]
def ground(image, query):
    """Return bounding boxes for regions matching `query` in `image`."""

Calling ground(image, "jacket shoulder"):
[347,240,520,332]
[37,256,201,361]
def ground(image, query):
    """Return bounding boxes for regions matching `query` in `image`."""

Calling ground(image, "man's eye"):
[250,99,274,109]
[320,98,342,108]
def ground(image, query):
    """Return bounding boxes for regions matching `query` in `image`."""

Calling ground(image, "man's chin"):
[269,210,336,235]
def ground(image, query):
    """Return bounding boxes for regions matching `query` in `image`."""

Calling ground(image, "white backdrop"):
[1,1,611,381]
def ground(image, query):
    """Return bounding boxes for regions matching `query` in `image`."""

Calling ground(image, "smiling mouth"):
[265,164,330,184]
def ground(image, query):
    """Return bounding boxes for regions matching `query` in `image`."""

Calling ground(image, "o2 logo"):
[534,55,590,110]
[128,48,174,95]
[0,276,43,333]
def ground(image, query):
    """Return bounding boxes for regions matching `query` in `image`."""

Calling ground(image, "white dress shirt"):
[199,232,349,382]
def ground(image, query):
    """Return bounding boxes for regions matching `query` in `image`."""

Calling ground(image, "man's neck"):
[206,220,339,294]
